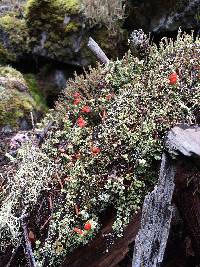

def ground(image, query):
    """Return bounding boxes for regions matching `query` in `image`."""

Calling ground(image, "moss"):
[25,0,82,61]
[24,74,47,111]
[0,14,30,60]
[64,21,81,33]
[0,44,16,64]
[62,0,80,14]
[0,85,35,127]
[0,67,47,128]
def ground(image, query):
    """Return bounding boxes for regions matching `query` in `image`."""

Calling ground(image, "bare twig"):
[37,120,54,145]
[40,216,52,230]
[30,112,35,130]
[87,37,110,65]
[6,245,20,267]
[21,217,37,267]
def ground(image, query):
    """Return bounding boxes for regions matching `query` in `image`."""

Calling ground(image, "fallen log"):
[62,209,141,267]
[132,153,176,267]
[133,125,200,267]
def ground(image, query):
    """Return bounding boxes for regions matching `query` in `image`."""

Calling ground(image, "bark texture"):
[132,153,176,267]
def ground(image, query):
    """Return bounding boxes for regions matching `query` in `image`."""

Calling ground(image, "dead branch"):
[21,216,37,267]
[87,37,110,65]
[37,120,54,145]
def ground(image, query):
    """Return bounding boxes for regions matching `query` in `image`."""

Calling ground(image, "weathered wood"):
[166,125,200,264]
[132,153,176,267]
[62,209,141,267]
[133,126,200,267]
[21,217,37,267]
[87,37,110,65]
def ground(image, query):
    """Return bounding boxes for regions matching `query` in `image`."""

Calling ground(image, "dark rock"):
[165,125,200,158]
[126,0,200,32]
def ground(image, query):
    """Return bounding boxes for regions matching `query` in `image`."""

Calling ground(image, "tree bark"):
[133,125,200,267]
[132,153,176,267]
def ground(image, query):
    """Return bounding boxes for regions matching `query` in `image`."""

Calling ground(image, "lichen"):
[0,66,24,80]
[0,85,35,127]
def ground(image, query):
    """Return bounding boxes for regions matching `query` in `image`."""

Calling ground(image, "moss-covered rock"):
[0,43,15,64]
[0,13,30,64]
[24,0,88,65]
[0,66,47,130]
[0,0,127,67]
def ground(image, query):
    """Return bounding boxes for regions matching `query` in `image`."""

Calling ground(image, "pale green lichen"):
[0,66,24,80]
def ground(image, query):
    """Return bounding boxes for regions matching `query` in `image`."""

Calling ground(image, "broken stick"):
[87,37,110,65]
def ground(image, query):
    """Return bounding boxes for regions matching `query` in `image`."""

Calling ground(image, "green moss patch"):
[25,0,82,60]
[24,74,47,110]
[0,67,47,128]
[0,14,30,61]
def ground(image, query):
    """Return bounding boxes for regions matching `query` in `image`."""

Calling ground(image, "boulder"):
[0,0,127,67]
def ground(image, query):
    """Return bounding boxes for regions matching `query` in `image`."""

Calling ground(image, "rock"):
[126,0,200,32]
[0,0,127,67]
[0,14,30,64]
[1,125,12,134]
[35,65,81,104]
[0,77,28,91]
[165,125,200,158]
[25,0,126,66]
